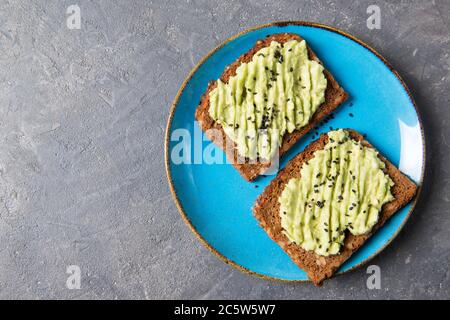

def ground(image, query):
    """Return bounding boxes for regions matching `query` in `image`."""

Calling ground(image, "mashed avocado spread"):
[208,40,327,160]
[279,130,394,256]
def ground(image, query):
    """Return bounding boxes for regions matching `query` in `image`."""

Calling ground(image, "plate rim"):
[164,21,426,283]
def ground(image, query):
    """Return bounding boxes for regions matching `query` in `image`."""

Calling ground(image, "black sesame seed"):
[316,201,325,208]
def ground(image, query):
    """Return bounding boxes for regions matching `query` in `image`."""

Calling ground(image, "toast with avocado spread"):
[253,129,417,285]
[195,33,348,181]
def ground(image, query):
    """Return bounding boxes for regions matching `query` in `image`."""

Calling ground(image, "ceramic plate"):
[165,22,424,281]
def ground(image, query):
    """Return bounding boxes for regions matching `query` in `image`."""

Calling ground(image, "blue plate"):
[165,22,424,281]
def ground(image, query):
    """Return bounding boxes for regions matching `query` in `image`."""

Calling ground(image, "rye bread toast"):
[195,33,348,181]
[253,129,417,285]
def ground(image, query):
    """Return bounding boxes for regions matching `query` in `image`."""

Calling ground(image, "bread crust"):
[253,129,418,285]
[195,33,348,181]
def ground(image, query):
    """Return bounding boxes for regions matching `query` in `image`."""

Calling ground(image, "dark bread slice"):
[253,129,417,285]
[195,33,348,181]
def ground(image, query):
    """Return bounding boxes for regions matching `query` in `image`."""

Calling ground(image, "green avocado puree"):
[279,129,394,256]
[208,40,327,160]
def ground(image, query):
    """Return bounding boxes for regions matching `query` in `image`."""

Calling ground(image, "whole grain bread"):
[253,129,417,285]
[195,33,348,181]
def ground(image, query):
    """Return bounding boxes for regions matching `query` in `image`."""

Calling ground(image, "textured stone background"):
[0,0,448,299]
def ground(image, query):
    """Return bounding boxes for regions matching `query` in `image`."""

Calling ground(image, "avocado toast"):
[253,129,417,285]
[195,33,348,181]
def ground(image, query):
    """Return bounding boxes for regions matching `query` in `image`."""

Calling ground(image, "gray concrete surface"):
[0,0,448,299]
